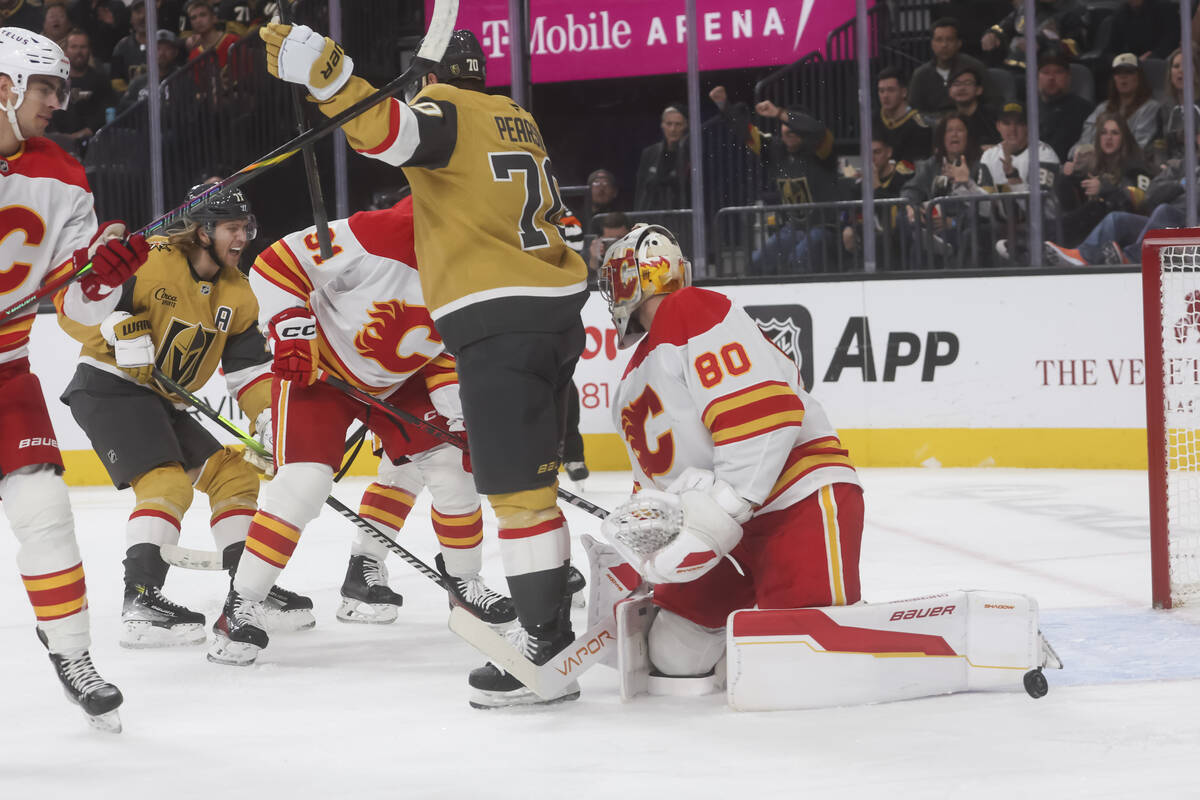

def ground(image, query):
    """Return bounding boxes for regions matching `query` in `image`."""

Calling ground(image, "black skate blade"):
[206,635,262,667]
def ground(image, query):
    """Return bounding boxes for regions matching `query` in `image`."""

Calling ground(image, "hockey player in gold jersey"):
[261,25,588,707]
[55,185,315,648]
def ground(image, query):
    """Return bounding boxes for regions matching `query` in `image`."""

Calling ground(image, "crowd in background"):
[4,0,1198,274]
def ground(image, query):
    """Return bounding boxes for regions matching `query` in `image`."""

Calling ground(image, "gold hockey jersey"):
[317,77,588,352]
[55,238,272,416]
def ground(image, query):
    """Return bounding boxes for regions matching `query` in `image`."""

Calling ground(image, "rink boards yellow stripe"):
[52,428,1152,485]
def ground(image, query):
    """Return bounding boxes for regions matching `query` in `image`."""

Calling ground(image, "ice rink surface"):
[2,468,1199,799]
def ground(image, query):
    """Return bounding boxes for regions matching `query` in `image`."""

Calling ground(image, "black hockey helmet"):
[183,183,257,240]
[429,29,486,84]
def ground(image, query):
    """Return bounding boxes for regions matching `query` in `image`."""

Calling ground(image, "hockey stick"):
[151,368,446,588]
[0,0,460,322]
[278,0,333,260]
[321,375,611,520]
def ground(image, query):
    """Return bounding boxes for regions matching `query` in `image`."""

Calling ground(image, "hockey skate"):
[336,554,404,624]
[567,565,586,609]
[468,625,580,709]
[207,589,269,666]
[120,583,206,648]
[37,629,123,733]
[436,553,516,626]
[260,584,316,632]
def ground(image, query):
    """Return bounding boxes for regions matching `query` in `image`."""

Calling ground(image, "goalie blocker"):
[717,591,1062,711]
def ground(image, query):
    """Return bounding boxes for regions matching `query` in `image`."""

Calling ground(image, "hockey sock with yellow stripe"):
[353,482,414,561]
[236,511,301,601]
[491,487,571,631]
[23,563,88,624]
[433,505,483,577]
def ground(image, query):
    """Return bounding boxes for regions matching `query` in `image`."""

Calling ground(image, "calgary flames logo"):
[605,248,640,304]
[1175,290,1200,344]
[354,300,441,374]
[620,386,674,478]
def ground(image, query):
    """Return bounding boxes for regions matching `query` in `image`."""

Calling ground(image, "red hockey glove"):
[77,221,150,301]
[268,307,320,385]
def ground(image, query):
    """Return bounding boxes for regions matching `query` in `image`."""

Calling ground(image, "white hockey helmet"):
[598,223,692,348]
[0,27,70,141]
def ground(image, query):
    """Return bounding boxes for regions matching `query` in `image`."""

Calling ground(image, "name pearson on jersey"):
[492,113,545,149]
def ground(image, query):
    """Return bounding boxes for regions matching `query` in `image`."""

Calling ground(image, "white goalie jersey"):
[250,197,456,413]
[612,287,859,515]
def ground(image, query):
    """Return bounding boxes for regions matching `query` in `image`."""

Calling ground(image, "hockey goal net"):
[1143,231,1200,608]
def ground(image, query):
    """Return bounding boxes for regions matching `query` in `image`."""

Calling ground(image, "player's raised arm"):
[259,23,458,168]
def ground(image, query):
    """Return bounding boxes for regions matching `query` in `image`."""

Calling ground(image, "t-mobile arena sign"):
[423,1,855,84]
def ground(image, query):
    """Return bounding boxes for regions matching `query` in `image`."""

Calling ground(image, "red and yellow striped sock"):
[22,563,87,622]
[243,511,302,570]
[359,483,415,530]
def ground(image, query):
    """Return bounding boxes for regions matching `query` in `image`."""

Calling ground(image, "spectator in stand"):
[47,28,116,152]
[1046,111,1150,259]
[184,0,237,66]
[982,102,1061,263]
[41,1,70,47]
[1043,126,1200,265]
[69,0,130,64]
[110,0,150,92]
[902,113,996,259]
[215,0,267,36]
[0,0,44,32]
[582,169,622,234]
[1106,0,1179,65]
[587,211,632,272]
[710,85,840,274]
[840,137,914,268]
[1148,48,1200,169]
[948,64,1000,146]
[982,0,1087,70]
[1075,54,1161,153]
[874,66,931,167]
[1037,48,1092,162]
[118,29,184,112]
[635,105,690,211]
[910,17,991,116]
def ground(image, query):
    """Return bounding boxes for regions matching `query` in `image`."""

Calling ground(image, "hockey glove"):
[100,311,155,383]
[260,23,354,101]
[267,307,320,385]
[77,222,150,301]
[244,408,275,477]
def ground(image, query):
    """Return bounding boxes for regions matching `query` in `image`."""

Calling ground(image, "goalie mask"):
[598,224,692,348]
[0,27,70,142]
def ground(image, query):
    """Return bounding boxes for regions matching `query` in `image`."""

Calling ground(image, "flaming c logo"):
[354,300,441,374]
[620,386,674,478]
[0,206,46,295]
[607,248,640,304]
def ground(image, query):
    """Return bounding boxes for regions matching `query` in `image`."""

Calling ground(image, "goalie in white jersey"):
[209,195,514,666]
[0,28,150,730]
[597,224,864,680]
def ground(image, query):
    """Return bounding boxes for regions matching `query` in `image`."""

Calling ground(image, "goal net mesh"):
[1154,244,1200,606]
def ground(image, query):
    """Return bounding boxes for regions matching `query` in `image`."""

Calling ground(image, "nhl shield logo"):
[745,304,814,390]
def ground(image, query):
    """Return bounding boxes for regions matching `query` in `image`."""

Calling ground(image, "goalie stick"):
[0,0,460,322]
[151,368,447,588]
[322,375,611,521]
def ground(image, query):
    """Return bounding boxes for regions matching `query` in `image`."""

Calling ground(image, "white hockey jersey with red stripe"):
[612,287,859,515]
[0,138,97,365]
[250,197,453,401]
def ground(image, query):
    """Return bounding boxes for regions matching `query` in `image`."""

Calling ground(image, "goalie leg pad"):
[648,607,727,678]
[726,591,1055,711]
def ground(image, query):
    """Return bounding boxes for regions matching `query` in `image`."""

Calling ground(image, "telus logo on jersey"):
[745,304,814,390]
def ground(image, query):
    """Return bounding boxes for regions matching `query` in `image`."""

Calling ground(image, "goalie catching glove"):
[260,23,353,101]
[100,311,155,383]
[77,221,150,301]
[267,307,319,385]
[601,471,752,584]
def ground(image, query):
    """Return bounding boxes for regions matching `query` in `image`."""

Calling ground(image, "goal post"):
[1142,229,1200,609]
